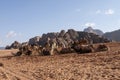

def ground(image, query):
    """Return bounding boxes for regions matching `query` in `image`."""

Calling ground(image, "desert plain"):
[0,42,119,80]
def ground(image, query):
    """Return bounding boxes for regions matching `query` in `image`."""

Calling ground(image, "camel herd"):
[15,39,109,56]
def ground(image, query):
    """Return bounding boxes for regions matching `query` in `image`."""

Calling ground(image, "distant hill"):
[0,47,5,50]
[84,27,104,36]
[103,29,120,41]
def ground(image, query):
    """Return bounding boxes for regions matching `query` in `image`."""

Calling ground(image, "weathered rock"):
[42,48,51,56]
[31,29,110,50]
[73,45,94,54]
[56,38,68,48]
[7,28,111,56]
[42,38,58,55]
[96,44,109,52]
[42,32,59,39]
[60,48,75,54]
[67,29,79,40]
[21,42,28,46]
[29,36,41,45]
[59,30,66,37]
[71,39,94,54]
[6,41,21,49]
[16,45,43,56]
[5,45,11,49]
[79,38,89,45]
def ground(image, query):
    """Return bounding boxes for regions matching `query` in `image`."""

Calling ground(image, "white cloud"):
[96,9,115,15]
[84,22,96,27]
[105,9,114,15]
[6,31,17,38]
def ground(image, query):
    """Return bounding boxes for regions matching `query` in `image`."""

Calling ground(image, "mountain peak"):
[84,27,104,36]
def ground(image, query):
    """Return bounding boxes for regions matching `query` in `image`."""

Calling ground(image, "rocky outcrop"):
[7,29,110,49]
[58,30,66,37]
[16,44,43,56]
[5,41,21,49]
[67,29,79,40]
[27,29,110,48]
[71,39,94,53]
[6,29,111,56]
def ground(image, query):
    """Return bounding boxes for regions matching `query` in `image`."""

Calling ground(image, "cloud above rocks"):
[84,22,96,27]
[6,31,22,38]
[6,31,17,38]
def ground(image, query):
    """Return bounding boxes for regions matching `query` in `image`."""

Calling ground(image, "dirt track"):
[0,42,120,80]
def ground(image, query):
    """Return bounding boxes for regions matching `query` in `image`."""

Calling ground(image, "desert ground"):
[0,42,119,80]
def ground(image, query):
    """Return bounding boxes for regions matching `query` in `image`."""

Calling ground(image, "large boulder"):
[73,44,94,54]
[16,45,43,56]
[71,40,94,53]
[5,45,11,49]
[60,48,75,54]
[96,44,109,52]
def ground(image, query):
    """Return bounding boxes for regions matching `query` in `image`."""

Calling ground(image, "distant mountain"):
[0,47,5,50]
[103,29,120,41]
[84,27,104,36]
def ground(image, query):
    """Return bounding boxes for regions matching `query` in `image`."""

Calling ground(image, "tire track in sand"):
[0,66,35,80]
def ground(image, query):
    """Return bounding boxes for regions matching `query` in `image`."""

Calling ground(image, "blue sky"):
[0,0,120,46]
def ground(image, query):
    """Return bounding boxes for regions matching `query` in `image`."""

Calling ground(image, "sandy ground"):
[0,49,18,58]
[0,42,119,80]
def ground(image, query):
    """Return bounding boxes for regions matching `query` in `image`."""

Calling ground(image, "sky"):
[0,0,120,46]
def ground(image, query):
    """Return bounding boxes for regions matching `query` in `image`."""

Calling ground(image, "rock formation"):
[6,29,111,56]
[5,41,21,49]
